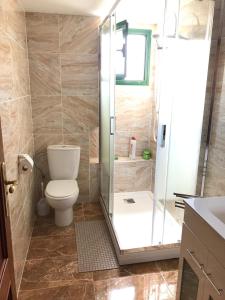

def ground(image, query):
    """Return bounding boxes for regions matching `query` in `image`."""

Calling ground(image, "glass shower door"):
[153,0,215,246]
[100,15,115,215]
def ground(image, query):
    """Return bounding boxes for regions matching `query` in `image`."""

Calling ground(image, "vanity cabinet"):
[176,205,225,300]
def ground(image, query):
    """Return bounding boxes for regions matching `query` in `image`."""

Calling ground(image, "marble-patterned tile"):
[156,259,179,272]
[89,162,100,202]
[2,0,27,49]
[19,282,94,300]
[20,257,92,290]
[0,34,13,101]
[115,85,152,132]
[27,235,77,260]
[62,95,98,134]
[144,273,173,300]
[106,275,145,300]
[0,99,20,179]
[114,161,136,193]
[29,53,61,96]
[123,261,159,276]
[61,54,98,96]
[18,96,33,151]
[26,13,59,53]
[11,209,33,291]
[59,15,99,54]
[132,131,151,157]
[83,202,103,218]
[135,160,152,191]
[93,268,131,282]
[32,221,75,238]
[11,38,30,98]
[73,203,85,222]
[160,271,178,298]
[90,127,99,159]
[115,131,131,157]
[32,96,62,134]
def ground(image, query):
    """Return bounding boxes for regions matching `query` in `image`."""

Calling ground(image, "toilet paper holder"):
[18,154,34,173]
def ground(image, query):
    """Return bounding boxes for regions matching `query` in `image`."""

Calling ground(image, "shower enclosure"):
[100,0,217,264]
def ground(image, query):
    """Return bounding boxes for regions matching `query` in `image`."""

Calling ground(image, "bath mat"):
[75,220,119,272]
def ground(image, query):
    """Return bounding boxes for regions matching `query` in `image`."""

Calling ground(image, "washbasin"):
[185,196,225,240]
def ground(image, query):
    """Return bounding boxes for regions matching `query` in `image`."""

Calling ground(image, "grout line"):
[57,14,64,143]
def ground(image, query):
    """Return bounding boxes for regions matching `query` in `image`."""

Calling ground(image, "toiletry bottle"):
[129,137,136,160]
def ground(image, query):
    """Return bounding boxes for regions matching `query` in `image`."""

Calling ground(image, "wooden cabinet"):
[177,206,225,300]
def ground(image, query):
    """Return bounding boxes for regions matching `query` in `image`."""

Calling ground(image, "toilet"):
[45,145,80,227]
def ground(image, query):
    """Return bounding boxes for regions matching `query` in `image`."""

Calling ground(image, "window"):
[116,28,151,86]
[115,20,128,80]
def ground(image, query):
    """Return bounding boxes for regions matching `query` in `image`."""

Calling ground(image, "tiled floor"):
[18,202,178,300]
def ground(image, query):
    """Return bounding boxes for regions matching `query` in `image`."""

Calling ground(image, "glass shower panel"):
[100,16,115,215]
[153,0,214,246]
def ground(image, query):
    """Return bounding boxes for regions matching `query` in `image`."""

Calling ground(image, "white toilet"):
[45,145,80,227]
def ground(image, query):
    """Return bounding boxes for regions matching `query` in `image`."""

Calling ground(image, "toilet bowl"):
[45,180,79,226]
[45,145,80,227]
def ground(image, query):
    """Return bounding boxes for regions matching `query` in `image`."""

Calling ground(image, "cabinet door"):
[202,253,225,300]
[176,225,207,299]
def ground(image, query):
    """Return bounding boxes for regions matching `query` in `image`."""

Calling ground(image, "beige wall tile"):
[59,15,99,54]
[114,162,136,193]
[90,127,99,159]
[114,159,152,193]
[62,95,98,134]
[135,160,152,191]
[11,38,30,98]
[2,0,27,49]
[27,13,100,206]
[61,54,98,96]
[89,162,99,202]
[32,96,62,134]
[0,34,13,101]
[26,13,59,53]
[29,53,61,96]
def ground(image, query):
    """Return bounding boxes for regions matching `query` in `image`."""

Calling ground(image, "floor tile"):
[20,257,92,290]
[27,235,77,260]
[19,281,94,300]
[32,222,75,237]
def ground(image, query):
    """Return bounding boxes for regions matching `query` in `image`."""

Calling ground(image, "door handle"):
[110,116,115,135]
[160,124,166,147]
[1,163,18,194]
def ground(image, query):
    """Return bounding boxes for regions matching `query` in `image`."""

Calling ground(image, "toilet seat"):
[45,180,78,199]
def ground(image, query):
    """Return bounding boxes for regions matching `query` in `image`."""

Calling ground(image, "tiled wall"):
[26,13,100,202]
[114,25,156,193]
[200,0,225,196]
[115,85,154,158]
[0,0,35,293]
[114,158,153,193]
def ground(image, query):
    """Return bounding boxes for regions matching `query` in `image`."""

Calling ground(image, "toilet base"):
[55,208,73,227]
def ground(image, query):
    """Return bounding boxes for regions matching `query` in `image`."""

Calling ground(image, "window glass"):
[116,29,151,86]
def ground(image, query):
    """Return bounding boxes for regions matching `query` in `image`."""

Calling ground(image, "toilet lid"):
[45,180,78,198]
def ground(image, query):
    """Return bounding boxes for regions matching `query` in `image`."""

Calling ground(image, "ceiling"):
[21,0,118,17]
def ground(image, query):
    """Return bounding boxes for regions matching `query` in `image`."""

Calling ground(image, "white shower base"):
[113,191,182,250]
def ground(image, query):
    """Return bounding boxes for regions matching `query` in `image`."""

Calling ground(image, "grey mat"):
[75,220,119,272]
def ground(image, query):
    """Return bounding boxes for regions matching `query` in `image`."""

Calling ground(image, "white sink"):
[185,196,225,240]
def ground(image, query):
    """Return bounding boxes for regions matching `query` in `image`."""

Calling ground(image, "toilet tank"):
[47,145,80,180]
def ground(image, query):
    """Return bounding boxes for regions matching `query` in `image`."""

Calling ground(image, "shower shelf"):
[114,156,153,163]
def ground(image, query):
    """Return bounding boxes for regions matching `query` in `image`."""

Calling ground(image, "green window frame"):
[115,20,128,80]
[116,29,152,86]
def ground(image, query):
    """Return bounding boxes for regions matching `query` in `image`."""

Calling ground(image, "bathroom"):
[0,0,225,299]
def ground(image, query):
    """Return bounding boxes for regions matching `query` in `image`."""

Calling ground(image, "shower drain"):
[123,198,135,204]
